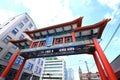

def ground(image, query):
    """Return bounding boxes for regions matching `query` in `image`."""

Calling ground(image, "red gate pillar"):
[93,38,117,80]
[0,51,19,80]
[14,58,27,80]
[93,52,107,80]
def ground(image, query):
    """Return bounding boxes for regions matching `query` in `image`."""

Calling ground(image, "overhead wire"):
[101,5,120,51]
[104,23,120,51]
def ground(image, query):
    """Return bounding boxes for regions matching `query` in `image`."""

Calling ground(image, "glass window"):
[28,23,33,29]
[41,61,43,66]
[34,66,38,73]
[27,62,33,70]
[4,52,12,60]
[37,59,40,64]
[15,57,21,64]
[19,34,25,39]
[3,35,12,44]
[39,68,41,74]
[18,22,24,28]
[12,28,19,35]
[12,45,17,49]
[29,63,33,70]
[0,47,3,52]
[23,17,29,23]
[19,59,23,65]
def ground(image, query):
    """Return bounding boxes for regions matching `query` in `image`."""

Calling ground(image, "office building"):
[42,57,66,80]
[0,13,44,80]
[66,68,74,80]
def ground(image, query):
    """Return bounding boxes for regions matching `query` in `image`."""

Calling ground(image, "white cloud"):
[97,0,120,10]
[20,0,75,28]
[0,9,15,24]
[98,0,120,21]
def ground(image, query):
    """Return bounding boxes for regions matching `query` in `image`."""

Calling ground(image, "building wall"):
[0,13,44,80]
[111,55,120,79]
[80,72,100,80]
[42,57,66,80]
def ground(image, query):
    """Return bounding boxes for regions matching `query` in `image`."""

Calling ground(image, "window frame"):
[4,52,13,60]
[15,57,21,64]
[28,23,33,29]
[12,28,19,35]
[19,34,25,39]
[3,35,12,44]
[27,62,33,70]
[34,66,39,73]
[18,22,24,28]
[23,17,29,23]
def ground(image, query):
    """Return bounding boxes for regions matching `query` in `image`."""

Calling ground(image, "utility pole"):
[85,61,91,80]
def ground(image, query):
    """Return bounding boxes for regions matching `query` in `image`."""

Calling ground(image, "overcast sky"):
[0,0,120,80]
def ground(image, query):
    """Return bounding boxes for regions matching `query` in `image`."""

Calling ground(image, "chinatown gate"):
[0,17,117,80]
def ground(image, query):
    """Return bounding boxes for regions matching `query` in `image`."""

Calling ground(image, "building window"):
[18,22,24,28]
[39,68,41,74]
[19,34,25,39]
[23,17,29,23]
[12,45,17,49]
[28,23,33,29]
[27,62,33,70]
[12,28,19,35]
[34,66,38,73]
[0,47,3,52]
[3,35,12,44]
[4,52,12,60]
[37,59,40,64]
[15,57,21,64]
[41,61,43,66]
[19,59,23,65]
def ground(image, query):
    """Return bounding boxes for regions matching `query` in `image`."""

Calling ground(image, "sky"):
[0,0,120,80]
